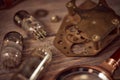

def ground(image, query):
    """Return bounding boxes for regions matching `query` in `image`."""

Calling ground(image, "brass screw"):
[92,35,100,42]
[51,15,60,23]
[112,19,119,25]
[67,2,73,7]
[67,2,76,9]
[92,20,96,24]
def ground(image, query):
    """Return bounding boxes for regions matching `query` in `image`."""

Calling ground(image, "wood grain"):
[0,0,120,80]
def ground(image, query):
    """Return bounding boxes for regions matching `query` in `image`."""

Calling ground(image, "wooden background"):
[0,0,120,80]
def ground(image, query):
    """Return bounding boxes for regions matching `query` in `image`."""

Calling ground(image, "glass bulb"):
[0,31,23,68]
[14,10,47,40]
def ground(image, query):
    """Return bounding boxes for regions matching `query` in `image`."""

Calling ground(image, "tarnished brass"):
[54,0,120,56]
[51,15,60,23]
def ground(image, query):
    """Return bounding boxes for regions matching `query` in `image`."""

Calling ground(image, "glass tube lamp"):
[14,10,47,40]
[0,31,23,68]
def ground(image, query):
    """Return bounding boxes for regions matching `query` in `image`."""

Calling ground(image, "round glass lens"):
[56,67,110,80]
[62,72,102,80]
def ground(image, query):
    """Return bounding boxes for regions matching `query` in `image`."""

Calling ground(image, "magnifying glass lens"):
[57,67,110,80]
[63,72,102,80]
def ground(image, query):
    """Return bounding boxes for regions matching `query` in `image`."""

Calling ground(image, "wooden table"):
[0,0,120,80]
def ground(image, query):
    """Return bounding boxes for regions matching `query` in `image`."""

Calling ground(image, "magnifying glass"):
[56,48,120,80]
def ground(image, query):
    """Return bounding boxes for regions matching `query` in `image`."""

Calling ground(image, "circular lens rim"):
[55,66,112,80]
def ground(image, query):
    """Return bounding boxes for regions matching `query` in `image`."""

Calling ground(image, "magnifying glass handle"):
[107,47,120,71]
[100,48,120,74]
[110,48,120,63]
[29,48,52,80]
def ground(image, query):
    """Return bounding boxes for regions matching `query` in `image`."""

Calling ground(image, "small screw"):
[51,15,60,23]
[112,19,119,25]
[67,2,73,7]
[92,35,100,42]
[92,20,96,24]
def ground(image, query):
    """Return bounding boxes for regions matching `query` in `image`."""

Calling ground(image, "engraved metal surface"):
[0,0,120,80]
[54,0,120,56]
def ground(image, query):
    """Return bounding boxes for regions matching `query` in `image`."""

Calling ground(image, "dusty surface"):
[0,0,120,80]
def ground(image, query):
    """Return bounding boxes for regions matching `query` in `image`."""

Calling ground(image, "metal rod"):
[29,51,51,80]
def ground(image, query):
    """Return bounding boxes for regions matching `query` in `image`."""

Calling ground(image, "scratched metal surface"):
[0,0,120,80]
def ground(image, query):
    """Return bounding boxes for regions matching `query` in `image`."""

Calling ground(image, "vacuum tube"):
[0,31,23,68]
[14,10,47,40]
[56,48,120,80]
